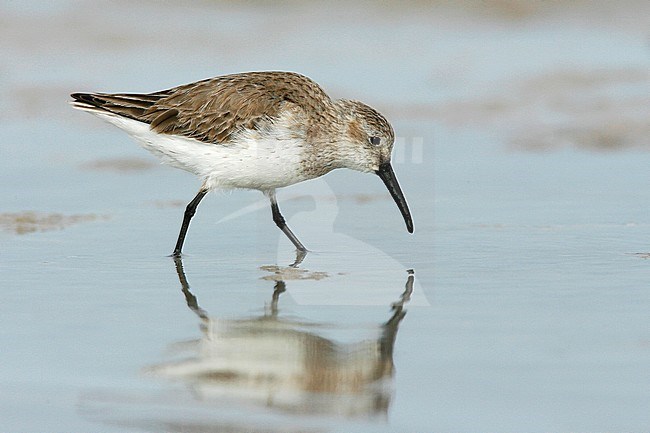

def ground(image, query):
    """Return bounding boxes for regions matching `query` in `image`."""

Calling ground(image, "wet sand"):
[1,1,649,432]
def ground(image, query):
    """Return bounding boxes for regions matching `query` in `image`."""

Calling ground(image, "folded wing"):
[71,71,333,144]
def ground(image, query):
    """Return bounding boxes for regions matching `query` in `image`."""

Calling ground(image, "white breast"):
[87,110,310,191]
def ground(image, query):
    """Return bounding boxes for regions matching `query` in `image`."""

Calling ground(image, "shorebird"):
[71,71,413,256]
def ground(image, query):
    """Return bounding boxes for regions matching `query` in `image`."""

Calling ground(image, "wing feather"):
[71,71,334,144]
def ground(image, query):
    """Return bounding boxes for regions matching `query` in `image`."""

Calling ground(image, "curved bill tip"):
[376,162,414,233]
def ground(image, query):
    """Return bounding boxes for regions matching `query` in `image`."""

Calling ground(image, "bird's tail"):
[69,92,166,123]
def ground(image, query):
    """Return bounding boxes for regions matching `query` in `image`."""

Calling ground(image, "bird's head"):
[334,99,413,233]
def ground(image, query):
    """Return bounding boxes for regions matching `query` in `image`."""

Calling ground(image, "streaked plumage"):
[71,71,412,257]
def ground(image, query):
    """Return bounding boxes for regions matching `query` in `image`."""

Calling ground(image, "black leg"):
[267,190,308,253]
[173,189,208,257]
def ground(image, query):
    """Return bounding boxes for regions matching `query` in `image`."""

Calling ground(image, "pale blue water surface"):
[1,1,650,432]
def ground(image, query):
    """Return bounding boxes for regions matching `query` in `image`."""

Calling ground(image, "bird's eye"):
[370,136,381,146]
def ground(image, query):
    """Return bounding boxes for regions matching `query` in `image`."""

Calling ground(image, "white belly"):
[90,112,310,191]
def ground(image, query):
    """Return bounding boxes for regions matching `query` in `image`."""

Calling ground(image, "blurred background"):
[1,1,649,432]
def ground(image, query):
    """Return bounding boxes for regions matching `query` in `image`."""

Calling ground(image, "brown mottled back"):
[73,71,335,144]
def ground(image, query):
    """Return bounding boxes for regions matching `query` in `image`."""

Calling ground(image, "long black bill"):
[376,162,414,233]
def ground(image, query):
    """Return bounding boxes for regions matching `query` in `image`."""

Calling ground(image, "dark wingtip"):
[70,92,96,104]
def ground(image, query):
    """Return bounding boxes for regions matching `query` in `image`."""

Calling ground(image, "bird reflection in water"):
[146,255,414,419]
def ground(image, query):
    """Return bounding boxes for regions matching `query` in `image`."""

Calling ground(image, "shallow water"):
[2,1,650,432]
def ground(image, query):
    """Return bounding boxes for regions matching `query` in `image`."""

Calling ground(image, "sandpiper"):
[71,71,413,256]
